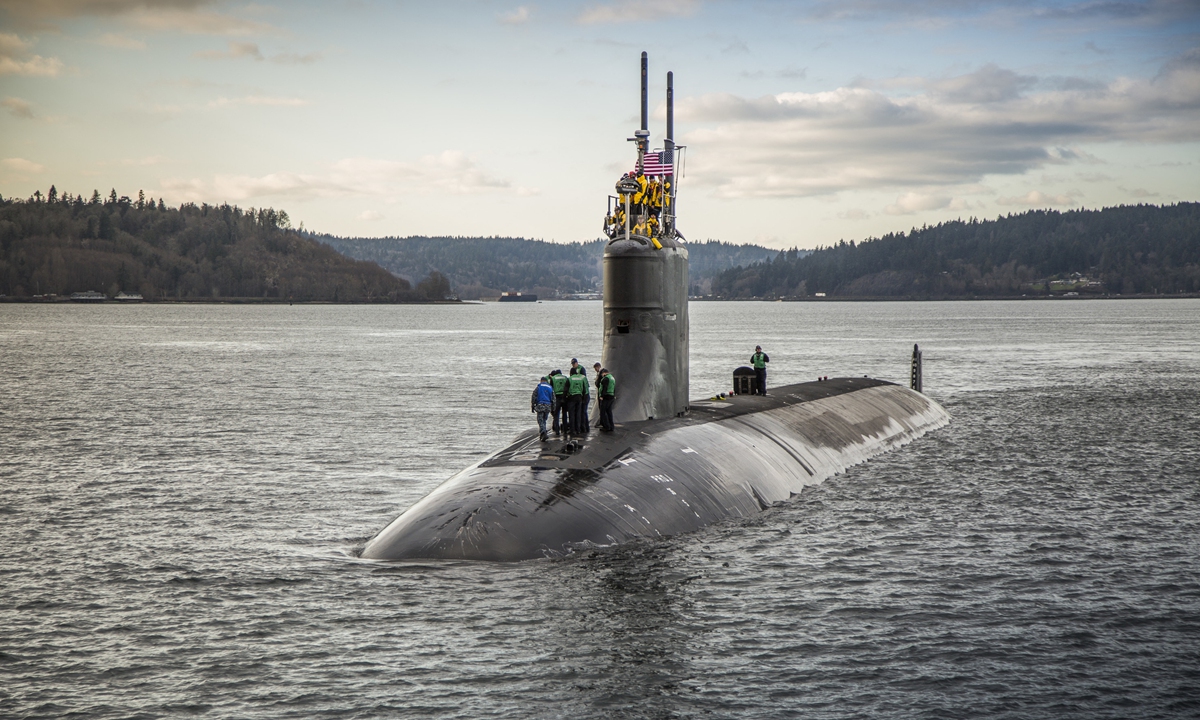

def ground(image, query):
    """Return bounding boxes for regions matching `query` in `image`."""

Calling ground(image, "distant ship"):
[114,292,143,302]
[498,292,537,302]
[69,291,106,303]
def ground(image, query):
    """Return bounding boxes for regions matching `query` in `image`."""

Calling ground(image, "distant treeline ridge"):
[0,187,433,301]
[317,234,782,299]
[711,203,1200,298]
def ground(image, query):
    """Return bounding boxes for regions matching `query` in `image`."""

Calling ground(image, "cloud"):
[2,157,45,174]
[194,41,320,64]
[161,151,511,203]
[2,96,34,118]
[122,154,168,165]
[578,0,699,24]
[930,63,1035,103]
[358,210,382,221]
[97,32,146,49]
[838,208,869,220]
[207,95,309,107]
[196,41,263,60]
[272,51,321,65]
[996,190,1079,206]
[803,0,1194,25]
[0,33,63,76]
[1120,186,1160,197]
[0,1,273,35]
[500,5,532,24]
[885,192,951,215]
[675,49,1200,199]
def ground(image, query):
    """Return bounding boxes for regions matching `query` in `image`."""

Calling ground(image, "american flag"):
[640,149,674,176]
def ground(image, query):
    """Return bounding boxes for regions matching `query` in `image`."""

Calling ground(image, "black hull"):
[362,377,949,561]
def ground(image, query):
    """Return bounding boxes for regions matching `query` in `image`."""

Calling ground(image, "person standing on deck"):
[531,376,555,441]
[549,369,568,434]
[578,365,592,432]
[751,345,770,395]
[598,368,616,431]
[591,362,602,426]
[565,367,588,435]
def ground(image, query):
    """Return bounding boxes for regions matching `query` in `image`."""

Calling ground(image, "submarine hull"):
[361,378,949,562]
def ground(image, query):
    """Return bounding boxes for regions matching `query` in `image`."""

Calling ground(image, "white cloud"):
[676,49,1200,200]
[996,190,1079,207]
[358,210,383,221]
[501,5,532,24]
[161,151,511,203]
[578,0,699,24]
[0,33,63,76]
[2,96,34,118]
[2,157,45,174]
[838,208,869,220]
[884,192,951,215]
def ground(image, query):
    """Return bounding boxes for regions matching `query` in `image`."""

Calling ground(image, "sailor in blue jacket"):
[531,376,556,441]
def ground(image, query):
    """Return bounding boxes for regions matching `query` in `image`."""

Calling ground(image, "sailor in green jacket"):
[598,368,616,431]
[549,369,568,434]
[751,345,770,395]
[565,368,588,435]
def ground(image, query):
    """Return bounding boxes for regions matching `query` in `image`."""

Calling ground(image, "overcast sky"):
[2,0,1199,248]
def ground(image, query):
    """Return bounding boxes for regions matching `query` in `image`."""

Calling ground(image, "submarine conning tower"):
[602,52,689,423]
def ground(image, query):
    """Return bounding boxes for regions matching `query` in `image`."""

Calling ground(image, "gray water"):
[2,299,1198,719]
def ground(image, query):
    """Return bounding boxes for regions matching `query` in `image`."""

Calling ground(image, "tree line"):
[317,234,780,299]
[0,188,438,301]
[710,203,1200,298]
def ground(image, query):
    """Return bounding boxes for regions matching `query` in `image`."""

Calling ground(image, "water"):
[2,300,1198,719]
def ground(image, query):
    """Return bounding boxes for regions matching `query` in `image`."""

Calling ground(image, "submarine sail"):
[360,54,949,562]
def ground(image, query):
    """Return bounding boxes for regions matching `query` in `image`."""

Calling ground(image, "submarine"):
[361,53,949,562]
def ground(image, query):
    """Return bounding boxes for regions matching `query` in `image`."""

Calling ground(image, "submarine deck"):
[487,377,892,472]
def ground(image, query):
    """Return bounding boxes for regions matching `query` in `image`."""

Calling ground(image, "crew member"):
[579,365,592,432]
[591,362,602,422]
[531,376,555,441]
[598,368,616,431]
[751,345,770,395]
[565,367,588,435]
[549,369,568,434]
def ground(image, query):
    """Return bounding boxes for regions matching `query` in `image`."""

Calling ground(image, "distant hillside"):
[0,189,419,301]
[317,235,782,299]
[712,203,1200,299]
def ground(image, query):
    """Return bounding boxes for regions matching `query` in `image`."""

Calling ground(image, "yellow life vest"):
[632,175,650,205]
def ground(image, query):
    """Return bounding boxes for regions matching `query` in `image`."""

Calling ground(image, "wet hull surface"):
[362,377,949,561]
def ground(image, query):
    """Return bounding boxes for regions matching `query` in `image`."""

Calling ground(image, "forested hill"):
[0,189,421,301]
[318,235,780,299]
[711,203,1200,299]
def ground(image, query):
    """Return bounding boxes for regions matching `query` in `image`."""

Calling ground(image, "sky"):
[2,0,1199,249]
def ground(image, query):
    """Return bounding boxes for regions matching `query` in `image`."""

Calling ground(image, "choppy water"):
[2,299,1198,719]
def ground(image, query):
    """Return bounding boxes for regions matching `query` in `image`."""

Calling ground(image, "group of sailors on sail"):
[604,170,672,241]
